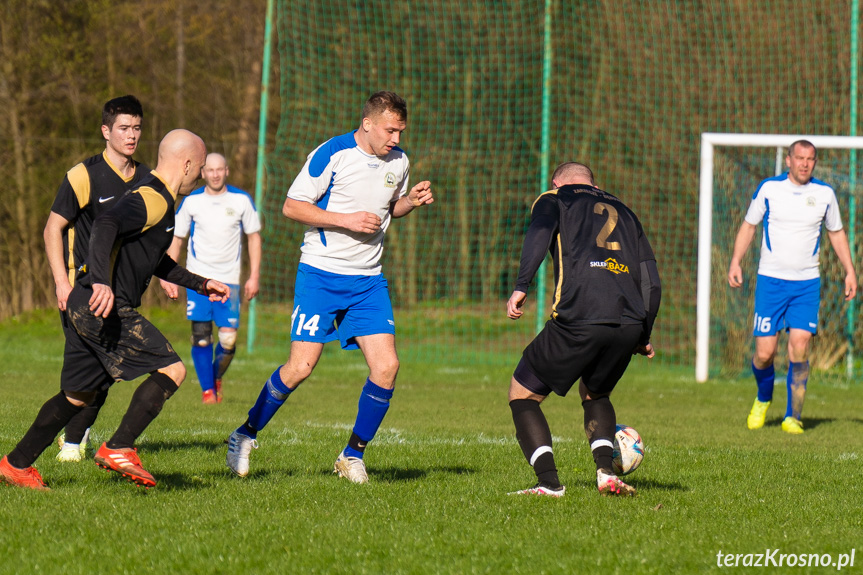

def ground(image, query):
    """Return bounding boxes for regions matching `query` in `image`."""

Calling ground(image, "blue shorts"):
[291,263,395,350]
[186,284,241,328]
[752,275,820,336]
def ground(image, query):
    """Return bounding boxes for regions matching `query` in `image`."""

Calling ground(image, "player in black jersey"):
[44,95,148,463]
[0,130,230,490]
[506,162,661,497]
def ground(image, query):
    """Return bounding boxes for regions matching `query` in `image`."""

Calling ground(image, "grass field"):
[1,308,862,574]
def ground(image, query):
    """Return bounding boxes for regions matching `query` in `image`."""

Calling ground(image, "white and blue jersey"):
[744,173,843,281]
[287,131,409,276]
[174,185,262,285]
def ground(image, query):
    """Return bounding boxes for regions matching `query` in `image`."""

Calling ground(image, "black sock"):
[8,392,84,468]
[583,396,616,473]
[510,398,560,488]
[64,389,108,443]
[347,432,366,454]
[107,373,178,450]
[240,420,258,437]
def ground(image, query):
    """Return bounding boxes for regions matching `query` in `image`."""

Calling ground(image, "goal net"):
[697,134,863,382]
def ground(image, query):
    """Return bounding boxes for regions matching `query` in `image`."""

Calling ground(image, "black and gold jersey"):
[49,151,148,285]
[80,171,205,309]
[514,184,660,338]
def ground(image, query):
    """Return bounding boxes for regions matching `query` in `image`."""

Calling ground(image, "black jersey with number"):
[515,184,659,333]
[78,171,207,309]
[49,151,148,286]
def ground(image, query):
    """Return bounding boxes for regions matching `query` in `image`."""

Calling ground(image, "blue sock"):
[192,344,215,392]
[752,362,775,403]
[213,342,235,381]
[344,379,394,459]
[242,367,292,438]
[785,361,809,419]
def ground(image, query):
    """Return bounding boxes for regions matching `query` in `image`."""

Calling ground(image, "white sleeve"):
[825,190,844,231]
[393,158,410,202]
[743,188,767,226]
[287,148,333,204]
[242,196,262,234]
[174,198,192,238]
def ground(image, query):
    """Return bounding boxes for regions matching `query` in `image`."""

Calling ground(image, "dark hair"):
[361,91,407,122]
[788,139,817,158]
[102,95,144,128]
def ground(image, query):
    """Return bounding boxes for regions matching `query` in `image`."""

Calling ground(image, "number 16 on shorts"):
[753,314,772,334]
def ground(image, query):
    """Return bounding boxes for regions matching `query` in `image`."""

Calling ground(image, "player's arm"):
[507,196,559,320]
[391,180,433,218]
[635,258,662,358]
[44,211,74,311]
[727,221,757,288]
[827,228,858,300]
[244,231,262,301]
[282,197,382,234]
[159,236,186,300]
[153,254,229,302]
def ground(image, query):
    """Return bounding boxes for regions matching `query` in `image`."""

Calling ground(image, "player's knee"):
[160,361,186,386]
[191,321,213,348]
[218,329,237,351]
[284,358,315,383]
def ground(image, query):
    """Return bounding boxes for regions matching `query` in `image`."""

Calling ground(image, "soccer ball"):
[612,424,644,476]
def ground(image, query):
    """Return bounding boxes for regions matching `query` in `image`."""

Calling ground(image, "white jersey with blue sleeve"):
[744,173,842,281]
[287,131,409,276]
[173,185,262,285]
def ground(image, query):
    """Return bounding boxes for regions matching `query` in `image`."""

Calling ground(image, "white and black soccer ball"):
[612,424,644,476]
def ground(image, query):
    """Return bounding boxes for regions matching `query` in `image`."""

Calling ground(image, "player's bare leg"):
[333,334,398,484]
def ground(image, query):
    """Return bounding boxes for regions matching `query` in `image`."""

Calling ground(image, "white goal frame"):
[696,133,863,382]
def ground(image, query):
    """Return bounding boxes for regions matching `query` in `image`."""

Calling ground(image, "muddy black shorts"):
[60,286,181,392]
[513,320,643,397]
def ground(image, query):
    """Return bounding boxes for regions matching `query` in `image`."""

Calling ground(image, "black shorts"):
[60,286,181,393]
[514,321,643,397]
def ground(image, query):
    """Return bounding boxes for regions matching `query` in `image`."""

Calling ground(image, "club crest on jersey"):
[384,172,397,188]
[226,207,236,216]
[806,196,815,206]
[590,258,629,275]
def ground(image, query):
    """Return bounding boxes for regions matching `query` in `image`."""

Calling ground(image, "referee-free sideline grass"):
[0,308,862,574]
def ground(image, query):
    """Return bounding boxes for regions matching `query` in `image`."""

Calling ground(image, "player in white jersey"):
[226,91,433,483]
[161,153,262,404]
[728,140,857,434]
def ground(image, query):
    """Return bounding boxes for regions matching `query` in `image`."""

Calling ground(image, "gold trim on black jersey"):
[102,150,137,183]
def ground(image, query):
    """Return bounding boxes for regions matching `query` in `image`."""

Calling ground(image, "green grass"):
[1,309,862,574]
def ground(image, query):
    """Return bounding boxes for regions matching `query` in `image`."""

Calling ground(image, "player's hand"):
[844,273,858,301]
[727,262,743,288]
[160,279,179,300]
[633,343,655,359]
[507,290,527,320]
[407,180,434,207]
[342,211,382,234]
[55,282,73,311]
[204,279,230,303]
[89,283,115,318]
[244,276,259,301]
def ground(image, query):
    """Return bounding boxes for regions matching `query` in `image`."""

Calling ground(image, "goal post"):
[696,133,863,382]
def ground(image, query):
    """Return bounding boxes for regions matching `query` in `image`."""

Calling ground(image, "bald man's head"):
[155,129,207,196]
[203,153,230,193]
[551,162,595,187]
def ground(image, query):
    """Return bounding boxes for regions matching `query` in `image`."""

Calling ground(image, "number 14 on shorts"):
[292,306,321,336]
[753,314,772,334]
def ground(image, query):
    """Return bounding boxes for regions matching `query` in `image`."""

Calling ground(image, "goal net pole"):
[696,133,863,382]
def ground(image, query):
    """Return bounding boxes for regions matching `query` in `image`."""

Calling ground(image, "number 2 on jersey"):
[594,202,621,250]
[291,305,321,336]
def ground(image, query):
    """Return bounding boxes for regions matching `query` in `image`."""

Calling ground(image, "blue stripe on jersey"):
[763,198,771,251]
[315,172,337,247]
[308,132,357,178]
[225,184,257,210]
[814,207,828,255]
[190,220,197,258]
[752,173,787,200]
[810,176,835,191]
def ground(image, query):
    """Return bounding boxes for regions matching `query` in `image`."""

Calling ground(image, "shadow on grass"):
[141,439,227,452]
[315,465,477,482]
[571,477,689,492]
